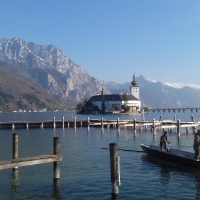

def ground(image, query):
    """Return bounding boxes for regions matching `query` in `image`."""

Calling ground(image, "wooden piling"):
[74,117,76,129]
[12,124,15,129]
[53,137,60,180]
[117,118,120,133]
[153,119,155,135]
[177,119,180,137]
[40,122,43,129]
[87,117,90,130]
[13,133,18,171]
[53,117,56,128]
[174,115,176,121]
[26,123,29,129]
[133,119,136,135]
[62,117,65,128]
[68,120,69,128]
[109,143,119,196]
[101,117,104,130]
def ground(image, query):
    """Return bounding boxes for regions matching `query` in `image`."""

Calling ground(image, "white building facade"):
[86,75,141,113]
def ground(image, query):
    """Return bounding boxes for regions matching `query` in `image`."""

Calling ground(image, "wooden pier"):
[0,134,62,181]
[148,107,200,113]
[0,116,199,137]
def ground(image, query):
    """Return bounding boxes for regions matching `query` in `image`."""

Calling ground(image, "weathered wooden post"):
[109,143,119,196]
[133,118,136,135]
[74,117,76,129]
[191,115,194,122]
[101,117,104,131]
[177,119,180,137]
[53,117,56,128]
[174,115,176,121]
[13,133,18,171]
[87,117,90,130]
[53,137,60,181]
[12,123,15,129]
[62,117,65,128]
[117,118,120,133]
[40,122,43,128]
[26,123,29,129]
[153,119,156,135]
[68,120,69,128]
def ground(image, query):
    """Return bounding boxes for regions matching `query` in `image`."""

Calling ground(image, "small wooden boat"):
[141,144,200,169]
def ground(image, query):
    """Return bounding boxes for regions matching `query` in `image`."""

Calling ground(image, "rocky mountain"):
[103,75,200,108]
[0,66,70,111]
[1,37,200,109]
[0,37,109,104]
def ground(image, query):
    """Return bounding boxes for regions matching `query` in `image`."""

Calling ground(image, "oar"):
[101,147,144,153]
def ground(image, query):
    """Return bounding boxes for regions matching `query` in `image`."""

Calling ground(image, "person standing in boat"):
[160,131,170,152]
[193,130,200,160]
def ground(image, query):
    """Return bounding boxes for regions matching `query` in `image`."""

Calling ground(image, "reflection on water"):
[53,179,62,200]
[1,111,200,199]
[11,169,19,199]
[160,167,170,186]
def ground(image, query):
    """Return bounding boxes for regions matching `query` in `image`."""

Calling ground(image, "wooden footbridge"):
[0,115,199,137]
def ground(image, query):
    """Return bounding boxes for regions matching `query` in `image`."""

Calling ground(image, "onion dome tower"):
[130,74,140,99]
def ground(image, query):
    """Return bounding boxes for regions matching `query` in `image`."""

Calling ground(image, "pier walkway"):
[0,116,199,137]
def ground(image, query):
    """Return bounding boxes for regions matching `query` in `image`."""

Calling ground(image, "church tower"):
[130,74,139,99]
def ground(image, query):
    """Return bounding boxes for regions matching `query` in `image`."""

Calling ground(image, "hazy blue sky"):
[1,0,200,84]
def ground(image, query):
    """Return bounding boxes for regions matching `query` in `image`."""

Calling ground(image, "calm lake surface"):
[0,111,200,200]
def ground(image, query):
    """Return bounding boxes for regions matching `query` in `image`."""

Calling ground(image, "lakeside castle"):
[77,75,141,114]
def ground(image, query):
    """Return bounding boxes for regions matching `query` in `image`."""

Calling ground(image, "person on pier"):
[193,130,200,160]
[160,131,170,152]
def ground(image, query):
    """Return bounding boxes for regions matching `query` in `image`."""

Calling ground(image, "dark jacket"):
[193,133,200,151]
[160,135,168,148]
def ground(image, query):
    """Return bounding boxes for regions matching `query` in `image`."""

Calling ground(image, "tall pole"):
[53,137,60,180]
[109,143,119,196]
[13,133,18,172]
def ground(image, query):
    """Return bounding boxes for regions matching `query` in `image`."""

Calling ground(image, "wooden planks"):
[0,154,62,170]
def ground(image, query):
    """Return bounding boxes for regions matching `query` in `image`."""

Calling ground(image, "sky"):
[0,0,200,84]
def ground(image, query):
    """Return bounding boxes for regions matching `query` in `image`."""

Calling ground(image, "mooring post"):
[12,123,15,129]
[192,126,196,134]
[62,117,65,128]
[117,118,120,133]
[191,115,194,122]
[153,119,156,135]
[74,117,76,129]
[87,117,90,130]
[13,133,18,171]
[53,137,60,180]
[26,123,29,129]
[177,119,180,137]
[101,117,104,130]
[53,117,56,128]
[133,118,136,135]
[174,115,176,121]
[109,143,119,196]
[40,122,43,128]
[68,120,69,128]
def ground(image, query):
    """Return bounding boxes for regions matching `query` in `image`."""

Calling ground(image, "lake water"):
[0,111,200,200]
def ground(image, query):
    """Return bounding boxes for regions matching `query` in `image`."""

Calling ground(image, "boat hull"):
[141,144,200,169]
